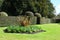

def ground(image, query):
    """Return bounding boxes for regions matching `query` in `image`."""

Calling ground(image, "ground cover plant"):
[4,25,45,34]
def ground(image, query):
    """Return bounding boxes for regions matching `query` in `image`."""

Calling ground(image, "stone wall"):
[40,17,51,24]
[0,16,52,26]
[0,16,37,26]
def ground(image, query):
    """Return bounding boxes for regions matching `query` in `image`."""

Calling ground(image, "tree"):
[48,13,55,18]
[57,13,60,17]
[1,0,55,18]
[0,0,4,11]
[47,0,55,18]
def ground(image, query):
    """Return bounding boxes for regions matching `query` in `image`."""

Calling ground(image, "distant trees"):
[0,0,3,6]
[57,13,60,17]
[0,0,55,18]
[58,13,60,15]
[0,0,4,11]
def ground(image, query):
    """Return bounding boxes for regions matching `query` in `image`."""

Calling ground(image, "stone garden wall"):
[0,16,18,26]
[0,16,37,26]
[40,17,52,24]
[0,16,52,26]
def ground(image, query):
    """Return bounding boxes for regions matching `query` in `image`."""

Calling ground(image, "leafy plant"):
[4,25,44,34]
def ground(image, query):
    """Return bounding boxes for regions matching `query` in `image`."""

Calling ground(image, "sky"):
[51,0,60,15]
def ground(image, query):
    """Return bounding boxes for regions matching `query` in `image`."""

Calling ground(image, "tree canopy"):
[0,0,55,18]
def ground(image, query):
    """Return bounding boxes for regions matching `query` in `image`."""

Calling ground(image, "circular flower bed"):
[4,25,46,34]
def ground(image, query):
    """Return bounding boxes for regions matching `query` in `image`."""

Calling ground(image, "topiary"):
[35,13,41,17]
[25,11,34,17]
[0,12,8,16]
[25,11,34,25]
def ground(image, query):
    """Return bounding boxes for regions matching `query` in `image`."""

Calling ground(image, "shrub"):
[17,16,31,26]
[21,19,30,26]
[4,25,45,34]
[35,13,41,17]
[25,11,34,17]
[0,12,8,16]
[25,11,34,25]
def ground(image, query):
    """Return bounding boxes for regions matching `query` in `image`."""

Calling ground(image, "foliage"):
[35,13,41,17]
[1,0,55,18]
[25,11,34,17]
[25,11,34,25]
[4,25,43,34]
[17,16,31,26]
[47,13,55,18]
[57,13,60,17]
[20,18,30,26]
[0,0,4,8]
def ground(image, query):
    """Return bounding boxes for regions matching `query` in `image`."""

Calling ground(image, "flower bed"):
[4,25,45,34]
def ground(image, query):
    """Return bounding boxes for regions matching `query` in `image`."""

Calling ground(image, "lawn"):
[0,23,60,40]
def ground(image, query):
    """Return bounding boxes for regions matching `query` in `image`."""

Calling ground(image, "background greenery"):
[0,0,55,18]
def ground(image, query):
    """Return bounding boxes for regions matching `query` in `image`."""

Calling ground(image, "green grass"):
[0,23,60,40]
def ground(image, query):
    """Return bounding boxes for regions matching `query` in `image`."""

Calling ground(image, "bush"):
[35,13,41,17]
[0,12,8,16]
[25,11,34,17]
[4,25,45,34]
[20,19,30,26]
